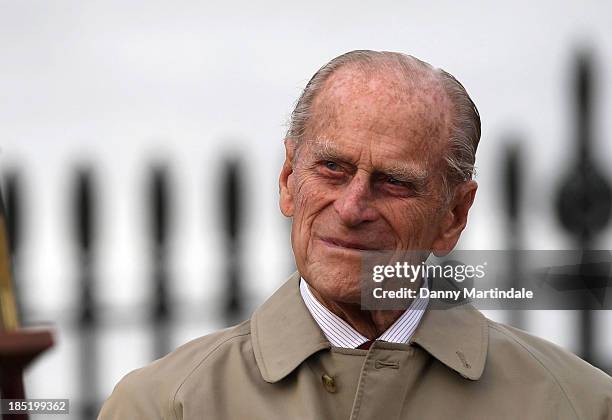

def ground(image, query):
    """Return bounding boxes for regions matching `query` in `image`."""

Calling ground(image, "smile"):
[318,236,376,251]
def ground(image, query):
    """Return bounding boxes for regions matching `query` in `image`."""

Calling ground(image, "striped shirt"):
[299,276,429,349]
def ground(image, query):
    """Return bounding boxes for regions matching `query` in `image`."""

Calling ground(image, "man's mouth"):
[318,236,378,251]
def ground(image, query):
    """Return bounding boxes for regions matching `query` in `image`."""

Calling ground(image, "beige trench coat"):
[99,272,612,419]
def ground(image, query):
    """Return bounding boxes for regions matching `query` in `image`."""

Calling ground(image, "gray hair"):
[286,50,481,201]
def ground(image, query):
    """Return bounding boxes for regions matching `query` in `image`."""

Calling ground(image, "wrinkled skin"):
[279,65,477,337]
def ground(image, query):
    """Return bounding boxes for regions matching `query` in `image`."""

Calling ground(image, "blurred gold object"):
[0,189,19,331]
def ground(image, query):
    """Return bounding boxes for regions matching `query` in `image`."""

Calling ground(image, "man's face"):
[280,66,473,304]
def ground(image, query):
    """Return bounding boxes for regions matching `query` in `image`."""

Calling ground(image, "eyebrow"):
[382,164,429,187]
[308,137,430,188]
[309,137,349,163]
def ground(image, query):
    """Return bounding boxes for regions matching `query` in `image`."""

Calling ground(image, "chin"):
[302,262,363,304]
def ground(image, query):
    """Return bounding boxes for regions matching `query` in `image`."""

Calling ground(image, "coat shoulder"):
[97,320,252,420]
[486,319,612,419]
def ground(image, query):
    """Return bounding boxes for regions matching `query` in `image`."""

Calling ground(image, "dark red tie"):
[357,340,374,350]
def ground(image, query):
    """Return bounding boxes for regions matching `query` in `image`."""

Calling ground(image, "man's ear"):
[432,180,478,257]
[279,138,297,217]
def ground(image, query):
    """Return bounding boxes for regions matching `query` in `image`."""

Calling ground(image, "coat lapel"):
[251,272,330,383]
[410,301,488,380]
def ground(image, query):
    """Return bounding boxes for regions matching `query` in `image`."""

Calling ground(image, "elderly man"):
[99,50,612,419]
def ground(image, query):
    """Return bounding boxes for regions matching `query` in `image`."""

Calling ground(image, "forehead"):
[305,65,452,167]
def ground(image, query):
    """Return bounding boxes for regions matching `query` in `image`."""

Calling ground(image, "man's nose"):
[333,172,379,227]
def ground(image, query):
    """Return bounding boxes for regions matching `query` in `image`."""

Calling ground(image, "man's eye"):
[383,177,418,195]
[324,161,340,171]
[387,177,405,186]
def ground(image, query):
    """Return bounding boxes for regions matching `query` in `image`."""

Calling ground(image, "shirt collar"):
[251,271,488,383]
[299,276,429,348]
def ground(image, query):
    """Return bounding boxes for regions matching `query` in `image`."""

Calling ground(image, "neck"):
[307,282,420,339]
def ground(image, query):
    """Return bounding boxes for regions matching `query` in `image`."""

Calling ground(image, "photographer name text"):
[372,286,534,300]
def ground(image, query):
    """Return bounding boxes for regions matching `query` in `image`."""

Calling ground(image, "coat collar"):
[251,271,488,383]
[251,272,330,383]
[409,300,488,380]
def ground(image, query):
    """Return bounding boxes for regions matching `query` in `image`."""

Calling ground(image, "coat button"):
[321,374,336,393]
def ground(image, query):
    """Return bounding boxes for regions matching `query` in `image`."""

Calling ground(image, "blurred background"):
[1,0,611,418]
